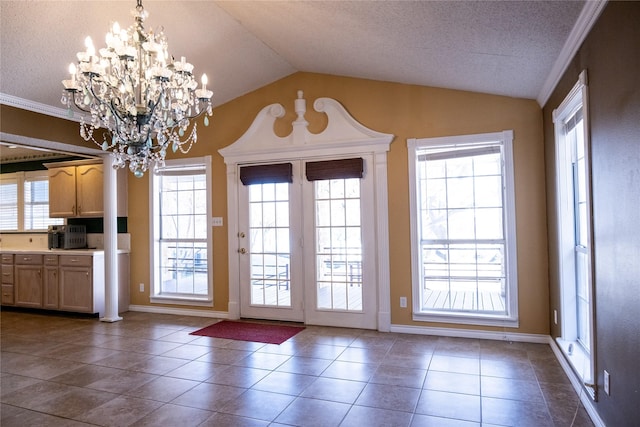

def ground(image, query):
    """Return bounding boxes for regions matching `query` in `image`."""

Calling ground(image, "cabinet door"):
[1,284,14,305]
[49,167,77,217]
[14,265,43,308]
[76,164,104,217]
[59,266,92,313]
[43,266,59,309]
[2,256,14,306]
[2,264,14,284]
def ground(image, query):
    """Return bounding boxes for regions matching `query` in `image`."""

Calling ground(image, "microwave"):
[47,225,87,249]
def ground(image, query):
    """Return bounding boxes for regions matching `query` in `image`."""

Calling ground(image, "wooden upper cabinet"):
[48,166,77,217]
[76,164,104,217]
[47,161,127,218]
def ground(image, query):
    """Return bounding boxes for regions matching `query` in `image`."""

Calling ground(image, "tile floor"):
[0,310,595,426]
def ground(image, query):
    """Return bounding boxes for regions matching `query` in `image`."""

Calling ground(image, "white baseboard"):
[128,304,229,319]
[390,323,549,343]
[549,338,606,427]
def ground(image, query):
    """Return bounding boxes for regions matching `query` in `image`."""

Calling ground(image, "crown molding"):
[537,0,607,107]
[0,132,103,157]
[0,92,87,123]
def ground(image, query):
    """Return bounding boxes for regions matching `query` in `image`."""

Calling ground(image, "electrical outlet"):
[211,217,224,227]
[139,283,144,292]
[400,297,407,308]
[604,370,610,395]
[554,309,558,325]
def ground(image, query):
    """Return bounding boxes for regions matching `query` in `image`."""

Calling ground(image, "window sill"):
[150,295,213,307]
[413,311,519,328]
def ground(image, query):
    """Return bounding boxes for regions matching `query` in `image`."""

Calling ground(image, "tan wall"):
[1,105,85,146]
[2,72,550,334]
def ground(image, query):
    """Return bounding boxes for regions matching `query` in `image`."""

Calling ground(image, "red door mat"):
[190,320,305,345]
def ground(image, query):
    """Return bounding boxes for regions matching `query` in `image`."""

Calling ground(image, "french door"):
[237,157,377,329]
[237,162,304,322]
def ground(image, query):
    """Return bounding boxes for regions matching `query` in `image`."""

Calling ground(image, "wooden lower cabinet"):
[43,255,59,309]
[1,284,14,305]
[1,256,14,305]
[14,255,43,308]
[0,251,127,317]
[43,267,59,309]
[59,255,94,314]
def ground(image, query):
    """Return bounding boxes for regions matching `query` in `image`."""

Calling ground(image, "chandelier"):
[61,0,213,177]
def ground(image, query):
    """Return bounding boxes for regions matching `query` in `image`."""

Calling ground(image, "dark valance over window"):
[239,163,293,185]
[305,158,364,181]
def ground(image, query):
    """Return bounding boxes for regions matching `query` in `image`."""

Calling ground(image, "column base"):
[100,315,123,323]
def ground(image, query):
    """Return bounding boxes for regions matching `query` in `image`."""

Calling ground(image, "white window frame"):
[149,156,213,306]
[407,130,519,327]
[0,171,63,232]
[552,70,596,399]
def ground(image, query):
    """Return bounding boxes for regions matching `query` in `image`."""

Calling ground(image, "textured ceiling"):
[0,0,591,162]
[0,0,593,161]
[0,0,588,109]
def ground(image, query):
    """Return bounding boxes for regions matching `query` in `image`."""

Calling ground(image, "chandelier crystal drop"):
[61,0,213,177]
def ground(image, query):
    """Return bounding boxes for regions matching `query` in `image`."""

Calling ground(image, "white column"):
[225,164,241,319]
[375,151,391,332]
[100,155,122,322]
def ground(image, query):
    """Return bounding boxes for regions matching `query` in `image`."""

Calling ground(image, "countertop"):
[0,248,130,255]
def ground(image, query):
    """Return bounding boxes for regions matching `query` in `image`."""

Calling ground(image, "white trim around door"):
[219,91,394,331]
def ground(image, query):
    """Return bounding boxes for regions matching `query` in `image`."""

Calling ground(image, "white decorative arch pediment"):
[218,91,393,164]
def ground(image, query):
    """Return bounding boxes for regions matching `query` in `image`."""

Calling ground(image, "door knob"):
[238,248,247,254]
[239,232,246,238]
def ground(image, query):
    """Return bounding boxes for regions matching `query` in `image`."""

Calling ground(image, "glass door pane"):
[315,178,363,311]
[249,182,291,307]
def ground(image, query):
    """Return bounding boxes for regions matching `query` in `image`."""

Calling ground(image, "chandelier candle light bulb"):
[61,0,213,177]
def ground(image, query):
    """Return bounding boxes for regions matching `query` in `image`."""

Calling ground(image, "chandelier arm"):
[107,97,128,128]
[82,74,122,126]
[181,100,212,120]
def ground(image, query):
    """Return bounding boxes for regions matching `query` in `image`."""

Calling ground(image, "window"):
[0,171,63,232]
[150,156,213,304]
[553,71,596,399]
[0,176,18,230]
[408,131,518,327]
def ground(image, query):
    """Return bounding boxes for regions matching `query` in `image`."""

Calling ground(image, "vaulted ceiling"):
[1,0,590,121]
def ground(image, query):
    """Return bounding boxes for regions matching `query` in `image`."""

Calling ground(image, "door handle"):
[239,232,245,238]
[238,248,247,254]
